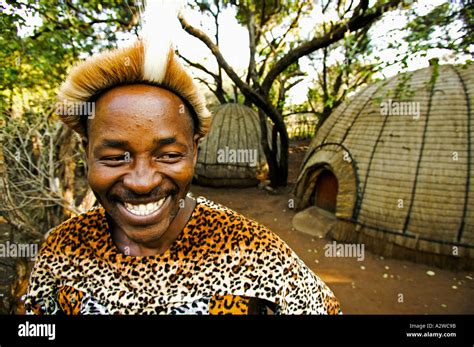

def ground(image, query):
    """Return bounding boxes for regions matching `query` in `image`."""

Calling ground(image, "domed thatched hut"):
[195,103,271,187]
[294,63,473,269]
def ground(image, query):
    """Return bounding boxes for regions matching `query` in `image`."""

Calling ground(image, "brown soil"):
[191,140,474,314]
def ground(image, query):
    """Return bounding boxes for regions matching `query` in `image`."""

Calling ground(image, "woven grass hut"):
[294,63,474,269]
[195,103,270,187]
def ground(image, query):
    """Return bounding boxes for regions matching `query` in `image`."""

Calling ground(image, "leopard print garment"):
[24,197,341,315]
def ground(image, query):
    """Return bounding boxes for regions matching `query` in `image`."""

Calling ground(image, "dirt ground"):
[191,140,474,314]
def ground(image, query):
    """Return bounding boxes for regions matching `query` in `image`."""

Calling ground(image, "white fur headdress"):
[56,0,211,138]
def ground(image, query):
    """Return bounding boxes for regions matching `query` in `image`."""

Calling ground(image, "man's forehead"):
[95,84,186,110]
[93,136,181,149]
[84,83,195,141]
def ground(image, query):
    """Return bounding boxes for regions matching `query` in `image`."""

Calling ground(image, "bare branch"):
[257,1,306,77]
[177,51,220,80]
[179,12,288,149]
[283,110,317,117]
[261,0,404,94]
[178,14,255,103]
[246,10,260,87]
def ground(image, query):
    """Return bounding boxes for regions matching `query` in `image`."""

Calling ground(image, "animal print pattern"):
[24,197,341,315]
[57,285,84,314]
[209,294,267,314]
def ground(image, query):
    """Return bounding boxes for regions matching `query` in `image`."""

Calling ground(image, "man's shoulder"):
[194,196,292,255]
[42,207,105,250]
[195,196,270,233]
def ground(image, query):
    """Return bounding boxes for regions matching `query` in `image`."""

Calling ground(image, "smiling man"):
[24,6,341,315]
[88,85,199,258]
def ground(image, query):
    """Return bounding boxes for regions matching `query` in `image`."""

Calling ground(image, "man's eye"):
[102,155,128,162]
[159,153,183,162]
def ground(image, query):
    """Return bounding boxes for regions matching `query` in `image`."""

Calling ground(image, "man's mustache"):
[110,186,178,203]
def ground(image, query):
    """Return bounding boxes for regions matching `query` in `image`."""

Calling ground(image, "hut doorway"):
[313,169,338,213]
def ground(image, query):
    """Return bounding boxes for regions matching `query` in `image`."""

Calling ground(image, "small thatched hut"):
[194,103,270,187]
[294,63,474,269]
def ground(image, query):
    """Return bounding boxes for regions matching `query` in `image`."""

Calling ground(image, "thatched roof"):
[194,103,269,187]
[294,64,474,268]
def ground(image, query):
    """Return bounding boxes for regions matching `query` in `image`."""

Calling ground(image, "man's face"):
[85,84,198,246]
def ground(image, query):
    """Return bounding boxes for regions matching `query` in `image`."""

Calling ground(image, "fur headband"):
[55,0,211,138]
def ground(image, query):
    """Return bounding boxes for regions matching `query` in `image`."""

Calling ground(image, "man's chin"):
[121,224,169,247]
[111,212,173,246]
[104,196,181,244]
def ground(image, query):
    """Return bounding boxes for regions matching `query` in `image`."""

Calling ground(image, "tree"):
[0,0,138,314]
[179,0,407,187]
[400,1,473,65]
[1,0,139,233]
[307,26,375,126]
[177,0,236,104]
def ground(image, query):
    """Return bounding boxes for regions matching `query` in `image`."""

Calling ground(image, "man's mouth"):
[123,197,167,216]
[112,192,175,226]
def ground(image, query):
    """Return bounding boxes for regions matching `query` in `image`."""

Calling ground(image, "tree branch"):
[261,0,403,94]
[177,51,220,80]
[178,13,287,140]
[257,1,305,77]
[283,110,317,117]
[246,10,260,87]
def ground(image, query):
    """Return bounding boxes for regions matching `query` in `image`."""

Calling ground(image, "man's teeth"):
[124,197,166,216]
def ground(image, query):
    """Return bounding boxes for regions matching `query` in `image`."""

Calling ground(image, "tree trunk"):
[214,87,228,104]
[258,110,289,188]
[277,126,289,187]
[258,110,278,186]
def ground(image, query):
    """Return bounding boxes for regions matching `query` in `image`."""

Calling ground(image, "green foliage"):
[1,0,138,114]
[307,27,376,126]
[229,0,309,29]
[0,0,138,238]
[306,0,473,127]
[228,0,313,78]
[402,1,473,60]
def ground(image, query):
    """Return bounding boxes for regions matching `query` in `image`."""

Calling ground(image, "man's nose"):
[123,158,162,195]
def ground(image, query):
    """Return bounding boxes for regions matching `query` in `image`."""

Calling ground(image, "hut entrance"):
[313,170,338,213]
